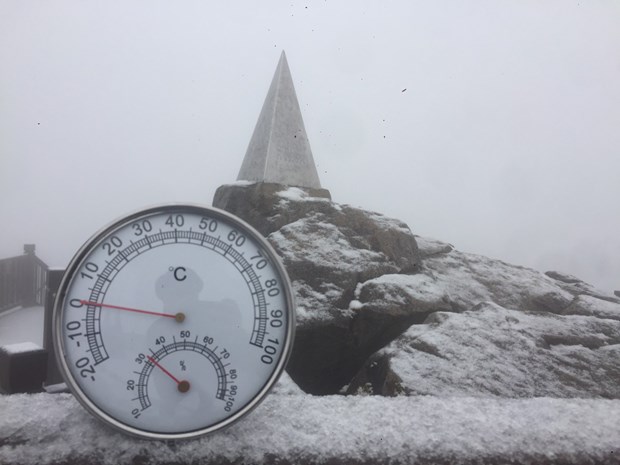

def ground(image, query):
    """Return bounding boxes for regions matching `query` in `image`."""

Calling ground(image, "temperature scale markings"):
[181,230,270,348]
[78,227,273,373]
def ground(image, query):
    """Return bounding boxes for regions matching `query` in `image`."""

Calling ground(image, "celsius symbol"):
[169,266,187,281]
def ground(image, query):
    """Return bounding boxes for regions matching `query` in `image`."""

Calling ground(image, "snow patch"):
[290,281,338,323]
[270,220,389,273]
[349,300,363,310]
[277,186,309,202]
[276,186,330,206]
[421,248,575,313]
[362,210,411,234]
[220,180,255,187]
[414,235,454,257]
[564,294,620,320]
[363,273,448,305]
[1,342,42,354]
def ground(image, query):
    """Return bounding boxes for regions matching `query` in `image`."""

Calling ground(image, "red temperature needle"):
[79,300,185,322]
[147,356,190,393]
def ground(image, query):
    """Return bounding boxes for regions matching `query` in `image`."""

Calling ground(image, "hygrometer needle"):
[147,356,190,393]
[79,300,185,322]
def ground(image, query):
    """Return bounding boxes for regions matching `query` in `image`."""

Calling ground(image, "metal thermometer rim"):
[52,203,296,440]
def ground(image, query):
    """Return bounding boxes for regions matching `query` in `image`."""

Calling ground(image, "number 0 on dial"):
[53,204,296,439]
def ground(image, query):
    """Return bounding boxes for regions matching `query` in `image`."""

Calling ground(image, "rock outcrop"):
[214,182,620,397]
[349,238,620,398]
[214,182,421,394]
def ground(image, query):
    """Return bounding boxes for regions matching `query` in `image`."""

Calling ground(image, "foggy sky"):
[1,1,619,294]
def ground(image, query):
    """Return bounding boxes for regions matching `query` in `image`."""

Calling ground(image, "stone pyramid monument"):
[237,51,322,190]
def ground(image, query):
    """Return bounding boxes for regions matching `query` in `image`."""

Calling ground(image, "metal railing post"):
[43,269,65,387]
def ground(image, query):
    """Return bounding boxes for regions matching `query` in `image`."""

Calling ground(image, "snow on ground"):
[1,342,42,354]
[0,306,44,347]
[1,387,619,465]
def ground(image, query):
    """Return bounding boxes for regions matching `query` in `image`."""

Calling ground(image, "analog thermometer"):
[53,204,295,440]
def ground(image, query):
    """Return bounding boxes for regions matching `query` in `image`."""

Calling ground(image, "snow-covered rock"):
[214,182,620,398]
[214,182,421,394]
[349,302,620,397]
[349,242,620,398]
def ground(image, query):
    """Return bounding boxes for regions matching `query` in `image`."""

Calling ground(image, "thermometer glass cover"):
[53,204,295,439]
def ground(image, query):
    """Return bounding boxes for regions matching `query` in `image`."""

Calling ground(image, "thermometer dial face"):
[53,205,295,440]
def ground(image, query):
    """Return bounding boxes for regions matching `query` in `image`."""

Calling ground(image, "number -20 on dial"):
[53,204,295,439]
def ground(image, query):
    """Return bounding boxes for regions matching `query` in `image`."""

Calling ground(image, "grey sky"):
[1,1,619,294]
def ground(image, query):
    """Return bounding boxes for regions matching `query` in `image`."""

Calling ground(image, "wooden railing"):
[0,245,48,313]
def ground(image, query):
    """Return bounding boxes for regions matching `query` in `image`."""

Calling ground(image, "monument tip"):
[236,52,322,189]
